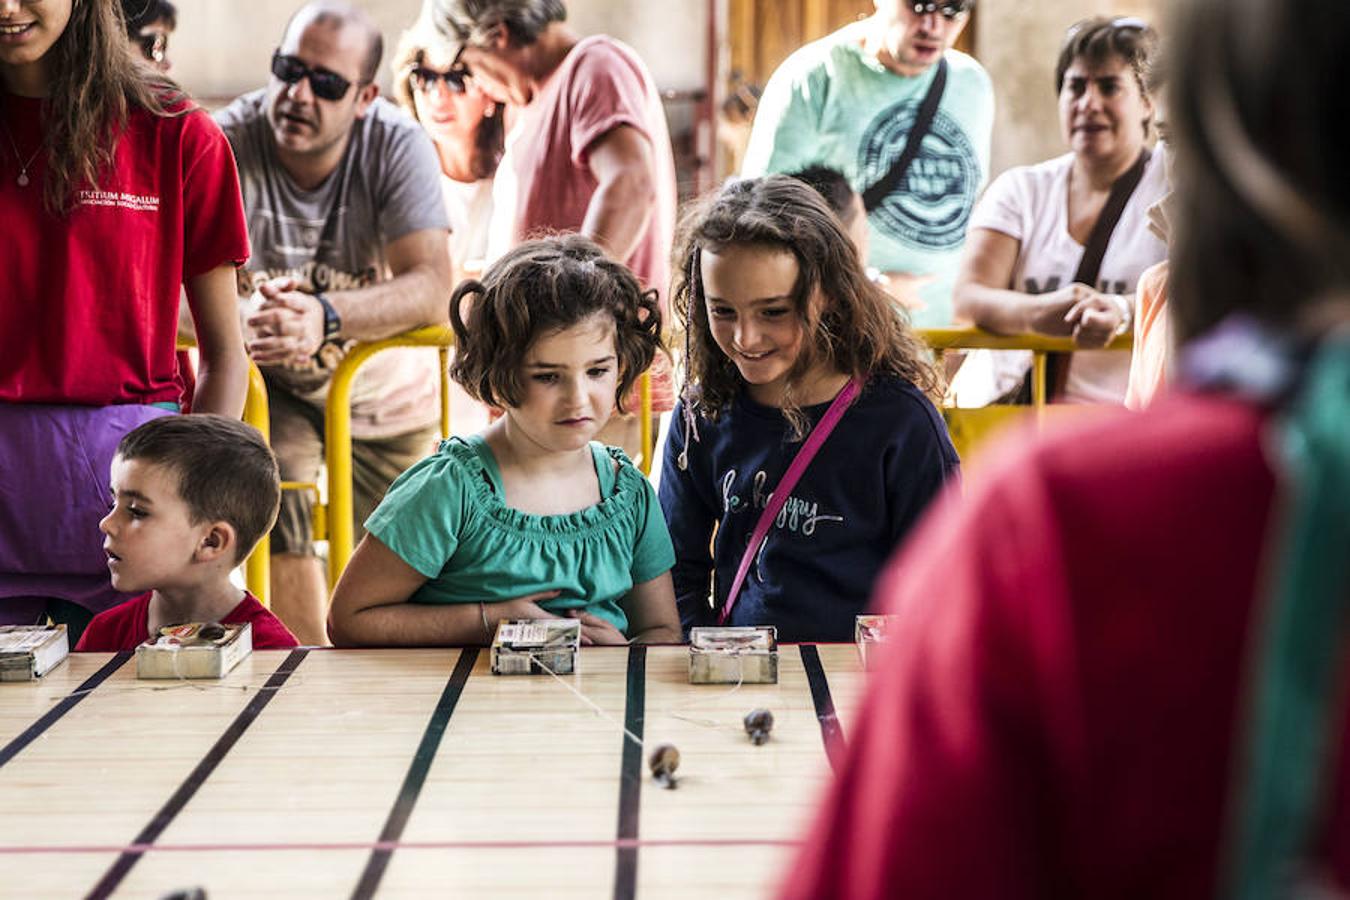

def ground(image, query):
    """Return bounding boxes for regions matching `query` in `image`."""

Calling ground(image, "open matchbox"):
[490,619,582,676]
[688,626,779,684]
[135,621,253,679]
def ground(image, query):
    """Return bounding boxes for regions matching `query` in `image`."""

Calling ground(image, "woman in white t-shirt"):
[392,25,502,279]
[952,17,1167,405]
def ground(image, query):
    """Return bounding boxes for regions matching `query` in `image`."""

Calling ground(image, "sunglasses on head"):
[271,51,359,102]
[1065,15,1150,41]
[410,65,470,94]
[137,31,167,65]
[909,0,972,19]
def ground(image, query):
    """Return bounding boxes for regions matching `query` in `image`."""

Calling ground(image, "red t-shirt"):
[75,592,298,652]
[782,392,1350,899]
[0,93,249,406]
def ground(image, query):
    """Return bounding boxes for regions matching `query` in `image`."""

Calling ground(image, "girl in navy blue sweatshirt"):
[659,175,959,642]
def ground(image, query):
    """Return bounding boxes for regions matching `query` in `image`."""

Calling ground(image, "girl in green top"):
[328,236,681,647]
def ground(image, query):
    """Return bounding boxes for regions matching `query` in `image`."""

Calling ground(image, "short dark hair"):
[286,2,383,83]
[116,416,281,565]
[428,0,567,48]
[1055,17,1158,95]
[448,235,661,412]
[787,165,862,227]
[120,0,177,34]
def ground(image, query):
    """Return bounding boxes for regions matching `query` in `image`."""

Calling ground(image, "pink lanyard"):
[718,377,863,625]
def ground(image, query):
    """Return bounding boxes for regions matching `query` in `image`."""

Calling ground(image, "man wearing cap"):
[742,0,994,328]
[214,0,452,645]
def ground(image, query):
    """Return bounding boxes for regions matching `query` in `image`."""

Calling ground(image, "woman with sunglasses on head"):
[0,0,250,643]
[391,22,503,281]
[784,0,1350,895]
[951,17,1167,405]
[120,0,175,71]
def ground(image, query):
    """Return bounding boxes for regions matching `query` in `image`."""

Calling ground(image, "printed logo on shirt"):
[76,190,160,212]
[238,263,376,376]
[857,103,979,252]
[1024,276,1128,295]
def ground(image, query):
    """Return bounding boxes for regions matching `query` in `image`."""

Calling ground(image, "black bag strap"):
[861,58,948,213]
[1071,147,1153,287]
[1047,148,1153,399]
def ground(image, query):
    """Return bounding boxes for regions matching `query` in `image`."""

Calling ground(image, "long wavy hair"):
[14,0,186,213]
[670,175,942,437]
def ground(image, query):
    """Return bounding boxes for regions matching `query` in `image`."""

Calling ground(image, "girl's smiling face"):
[701,243,814,407]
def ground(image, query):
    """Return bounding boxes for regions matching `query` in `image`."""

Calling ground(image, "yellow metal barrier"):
[325,326,454,587]
[917,327,1134,467]
[177,344,273,606]
[323,327,655,585]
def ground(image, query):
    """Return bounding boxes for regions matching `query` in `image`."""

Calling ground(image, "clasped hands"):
[1030,282,1130,349]
[243,276,327,367]
[493,590,629,646]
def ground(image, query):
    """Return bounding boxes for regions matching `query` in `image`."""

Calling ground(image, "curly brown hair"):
[670,175,942,437]
[449,235,662,412]
[10,0,187,214]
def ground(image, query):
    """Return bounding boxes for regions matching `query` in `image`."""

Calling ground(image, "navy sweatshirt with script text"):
[659,375,959,642]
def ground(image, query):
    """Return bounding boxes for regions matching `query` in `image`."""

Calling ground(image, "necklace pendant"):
[16,171,29,187]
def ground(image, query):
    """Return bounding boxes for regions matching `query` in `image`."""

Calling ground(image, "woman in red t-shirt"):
[0,0,251,644]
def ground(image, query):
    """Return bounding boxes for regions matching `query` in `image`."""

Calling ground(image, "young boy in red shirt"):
[76,415,298,651]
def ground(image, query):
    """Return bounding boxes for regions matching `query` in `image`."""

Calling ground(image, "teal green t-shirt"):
[365,435,675,635]
[741,23,994,327]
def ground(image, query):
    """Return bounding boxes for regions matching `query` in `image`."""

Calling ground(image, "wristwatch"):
[314,291,342,342]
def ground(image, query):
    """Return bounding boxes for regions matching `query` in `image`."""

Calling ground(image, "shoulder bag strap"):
[718,378,863,626]
[1048,148,1153,399]
[861,59,948,213]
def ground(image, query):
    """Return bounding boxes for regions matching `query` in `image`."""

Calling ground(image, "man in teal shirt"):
[742,0,994,327]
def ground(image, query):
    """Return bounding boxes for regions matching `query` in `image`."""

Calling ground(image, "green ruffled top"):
[365,434,675,634]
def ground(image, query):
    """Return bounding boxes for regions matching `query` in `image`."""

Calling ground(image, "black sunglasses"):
[909,0,972,19]
[410,65,469,95]
[137,31,167,65]
[270,51,360,102]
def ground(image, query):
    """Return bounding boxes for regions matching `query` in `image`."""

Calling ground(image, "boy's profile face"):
[99,456,209,594]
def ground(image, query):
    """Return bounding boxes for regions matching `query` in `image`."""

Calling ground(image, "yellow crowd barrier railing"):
[325,325,455,587]
[323,327,655,585]
[917,327,1134,468]
[919,327,1134,409]
[177,344,273,606]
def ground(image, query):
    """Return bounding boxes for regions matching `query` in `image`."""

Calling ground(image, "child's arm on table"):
[621,572,681,644]
[328,533,560,647]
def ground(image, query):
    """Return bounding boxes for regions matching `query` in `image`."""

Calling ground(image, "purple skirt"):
[0,403,173,623]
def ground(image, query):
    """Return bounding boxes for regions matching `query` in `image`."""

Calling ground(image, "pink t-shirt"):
[488,36,678,410]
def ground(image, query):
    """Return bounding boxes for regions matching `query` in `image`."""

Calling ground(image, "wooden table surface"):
[0,644,867,899]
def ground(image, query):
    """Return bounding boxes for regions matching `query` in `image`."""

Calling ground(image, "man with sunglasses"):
[742,0,993,329]
[214,1,452,646]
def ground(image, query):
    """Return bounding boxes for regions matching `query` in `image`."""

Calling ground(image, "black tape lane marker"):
[799,644,847,774]
[350,646,479,900]
[85,648,309,900]
[0,651,131,769]
[613,645,647,900]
